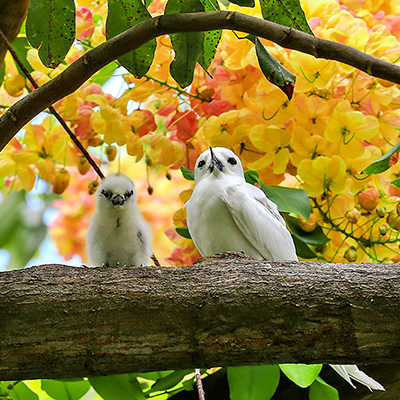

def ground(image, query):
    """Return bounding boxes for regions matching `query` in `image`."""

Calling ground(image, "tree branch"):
[0,252,399,381]
[0,11,399,151]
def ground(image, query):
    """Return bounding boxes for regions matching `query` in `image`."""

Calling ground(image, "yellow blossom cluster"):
[0,0,399,265]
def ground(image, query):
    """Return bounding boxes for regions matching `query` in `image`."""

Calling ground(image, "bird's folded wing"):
[220,183,298,261]
[330,364,385,391]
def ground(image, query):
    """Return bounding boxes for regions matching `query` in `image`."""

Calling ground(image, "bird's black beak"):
[209,147,223,172]
[112,194,125,206]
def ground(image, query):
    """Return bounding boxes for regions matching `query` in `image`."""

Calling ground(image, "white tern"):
[186,146,384,392]
[87,173,153,267]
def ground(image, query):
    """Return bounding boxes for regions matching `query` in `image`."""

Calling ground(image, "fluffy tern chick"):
[87,173,152,267]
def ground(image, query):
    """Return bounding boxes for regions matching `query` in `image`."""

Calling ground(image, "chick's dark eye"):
[101,190,112,199]
[227,157,237,165]
[197,160,206,168]
[125,190,134,198]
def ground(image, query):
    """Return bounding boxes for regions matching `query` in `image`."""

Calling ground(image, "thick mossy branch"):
[1,11,400,150]
[0,252,399,381]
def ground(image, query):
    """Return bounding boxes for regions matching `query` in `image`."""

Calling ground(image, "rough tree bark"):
[0,252,399,381]
[1,11,400,150]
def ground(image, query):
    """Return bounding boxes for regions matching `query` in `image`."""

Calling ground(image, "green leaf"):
[363,140,400,175]
[285,215,330,246]
[254,37,295,100]
[244,170,311,218]
[89,374,145,400]
[227,365,280,400]
[26,0,75,68]
[41,379,90,400]
[260,185,311,219]
[4,382,39,400]
[198,0,222,71]
[292,236,316,259]
[0,61,5,86]
[165,0,204,88]
[106,0,155,78]
[279,364,322,388]
[180,165,195,180]
[389,177,400,188]
[228,0,255,6]
[0,191,22,248]
[309,377,339,400]
[149,370,193,393]
[176,227,192,239]
[91,61,118,85]
[259,0,313,35]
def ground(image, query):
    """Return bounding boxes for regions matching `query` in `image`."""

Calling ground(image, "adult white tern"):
[87,173,153,267]
[186,146,384,391]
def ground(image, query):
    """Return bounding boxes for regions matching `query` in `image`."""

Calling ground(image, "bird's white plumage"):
[186,147,384,392]
[86,173,152,267]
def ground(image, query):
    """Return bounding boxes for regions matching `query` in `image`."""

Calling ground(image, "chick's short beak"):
[112,194,125,206]
[209,147,223,172]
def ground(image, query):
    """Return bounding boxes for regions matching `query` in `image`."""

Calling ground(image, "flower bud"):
[376,206,387,218]
[379,225,388,235]
[345,208,360,224]
[88,180,99,195]
[4,74,26,97]
[52,169,70,194]
[105,145,117,162]
[78,157,90,175]
[297,214,317,232]
[87,135,103,147]
[358,187,379,211]
[147,186,153,195]
[387,211,400,231]
[344,247,357,262]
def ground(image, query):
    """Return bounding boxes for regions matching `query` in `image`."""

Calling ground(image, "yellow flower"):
[248,125,290,173]
[298,155,349,196]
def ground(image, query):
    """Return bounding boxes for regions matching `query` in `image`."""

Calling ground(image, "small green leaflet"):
[106,0,155,78]
[180,165,195,180]
[309,377,339,400]
[165,0,204,88]
[227,365,280,400]
[91,61,118,85]
[26,0,75,68]
[255,37,296,100]
[41,379,90,400]
[198,0,222,71]
[279,364,322,388]
[176,227,192,239]
[285,215,330,246]
[259,0,313,35]
[1,382,38,400]
[389,177,400,188]
[228,0,255,6]
[363,140,400,175]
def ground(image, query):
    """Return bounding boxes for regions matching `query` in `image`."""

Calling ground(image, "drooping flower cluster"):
[0,0,399,264]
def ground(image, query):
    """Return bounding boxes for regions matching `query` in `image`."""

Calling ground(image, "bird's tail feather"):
[329,364,385,391]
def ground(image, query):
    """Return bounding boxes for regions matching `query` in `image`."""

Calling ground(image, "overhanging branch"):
[0,252,399,381]
[0,11,400,150]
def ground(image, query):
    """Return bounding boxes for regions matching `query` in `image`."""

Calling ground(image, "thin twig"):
[0,29,104,180]
[151,253,161,266]
[195,369,205,400]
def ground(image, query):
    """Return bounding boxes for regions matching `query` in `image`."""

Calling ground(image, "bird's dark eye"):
[197,160,206,168]
[101,190,112,199]
[227,157,237,165]
[124,190,134,199]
